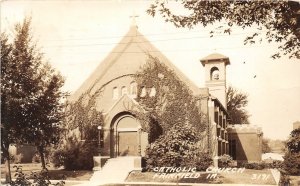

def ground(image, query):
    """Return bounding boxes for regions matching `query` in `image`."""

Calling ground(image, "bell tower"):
[200,53,230,109]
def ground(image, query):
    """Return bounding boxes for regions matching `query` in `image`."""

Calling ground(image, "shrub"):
[10,166,65,186]
[282,152,300,175]
[32,153,41,163]
[218,154,233,168]
[243,162,265,170]
[145,124,212,170]
[261,160,283,169]
[52,137,98,170]
[10,153,23,164]
[243,162,253,169]
[193,152,213,171]
[272,160,283,169]
[244,161,283,170]
[279,174,291,185]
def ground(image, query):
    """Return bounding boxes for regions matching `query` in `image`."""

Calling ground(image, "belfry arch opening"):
[210,67,220,80]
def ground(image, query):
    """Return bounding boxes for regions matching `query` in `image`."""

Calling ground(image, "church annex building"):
[68,23,262,169]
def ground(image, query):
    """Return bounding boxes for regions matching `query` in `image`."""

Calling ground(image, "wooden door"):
[118,131,138,156]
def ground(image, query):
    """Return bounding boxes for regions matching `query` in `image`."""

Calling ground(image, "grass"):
[218,169,276,184]
[3,163,297,185]
[125,169,277,185]
[289,176,300,186]
[47,170,93,180]
[126,171,221,184]
[0,163,93,180]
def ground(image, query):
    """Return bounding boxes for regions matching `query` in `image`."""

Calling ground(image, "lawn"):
[125,169,277,185]
[289,176,300,186]
[0,163,93,181]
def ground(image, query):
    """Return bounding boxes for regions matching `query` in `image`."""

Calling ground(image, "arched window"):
[121,86,127,96]
[210,67,220,80]
[113,87,118,100]
[140,86,147,97]
[149,87,156,97]
[130,82,137,98]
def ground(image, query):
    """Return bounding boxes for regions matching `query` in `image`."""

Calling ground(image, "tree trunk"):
[3,148,12,183]
[38,146,46,170]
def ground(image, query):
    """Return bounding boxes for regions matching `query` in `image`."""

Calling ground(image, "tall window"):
[140,86,147,97]
[149,87,156,97]
[113,87,118,100]
[214,111,219,124]
[229,140,236,160]
[130,82,137,98]
[218,141,222,156]
[219,115,223,127]
[121,86,127,96]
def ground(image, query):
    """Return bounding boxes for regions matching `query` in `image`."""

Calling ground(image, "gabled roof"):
[69,25,202,101]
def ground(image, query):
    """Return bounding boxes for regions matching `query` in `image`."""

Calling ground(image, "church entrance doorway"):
[114,115,141,157]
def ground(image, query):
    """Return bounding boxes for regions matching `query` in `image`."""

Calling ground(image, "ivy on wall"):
[65,96,103,141]
[133,55,207,143]
[63,55,208,149]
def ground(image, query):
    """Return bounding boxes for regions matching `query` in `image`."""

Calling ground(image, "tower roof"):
[200,53,230,66]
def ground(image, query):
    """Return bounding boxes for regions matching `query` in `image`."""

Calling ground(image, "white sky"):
[1,0,300,140]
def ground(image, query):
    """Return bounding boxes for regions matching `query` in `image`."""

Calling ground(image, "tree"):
[134,55,207,142]
[147,1,300,59]
[286,128,300,153]
[226,86,249,124]
[1,17,65,177]
[1,32,14,182]
[29,64,65,170]
[262,138,272,153]
[282,128,300,175]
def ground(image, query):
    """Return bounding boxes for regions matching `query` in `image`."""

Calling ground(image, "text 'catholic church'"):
[68,22,262,170]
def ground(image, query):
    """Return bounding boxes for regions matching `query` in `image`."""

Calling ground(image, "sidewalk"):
[105,181,277,186]
[1,178,278,186]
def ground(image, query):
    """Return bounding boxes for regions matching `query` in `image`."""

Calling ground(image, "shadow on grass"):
[47,170,93,180]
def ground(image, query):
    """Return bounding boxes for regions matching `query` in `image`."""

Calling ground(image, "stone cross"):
[130,12,139,26]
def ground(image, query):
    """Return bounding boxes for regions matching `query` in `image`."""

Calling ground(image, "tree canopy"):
[226,86,249,124]
[147,1,300,59]
[262,138,272,154]
[286,128,300,153]
[282,128,300,175]
[1,18,65,178]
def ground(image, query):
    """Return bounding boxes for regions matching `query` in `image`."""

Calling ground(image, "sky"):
[1,0,300,140]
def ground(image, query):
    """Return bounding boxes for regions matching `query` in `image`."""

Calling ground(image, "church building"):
[68,22,258,169]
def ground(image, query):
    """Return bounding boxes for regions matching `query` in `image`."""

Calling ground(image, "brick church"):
[68,22,262,169]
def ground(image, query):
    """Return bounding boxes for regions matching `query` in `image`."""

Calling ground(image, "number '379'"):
[251,174,270,180]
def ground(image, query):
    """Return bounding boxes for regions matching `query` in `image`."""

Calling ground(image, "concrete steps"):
[88,157,138,185]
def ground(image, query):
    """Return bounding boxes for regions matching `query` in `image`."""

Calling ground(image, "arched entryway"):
[110,113,147,157]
